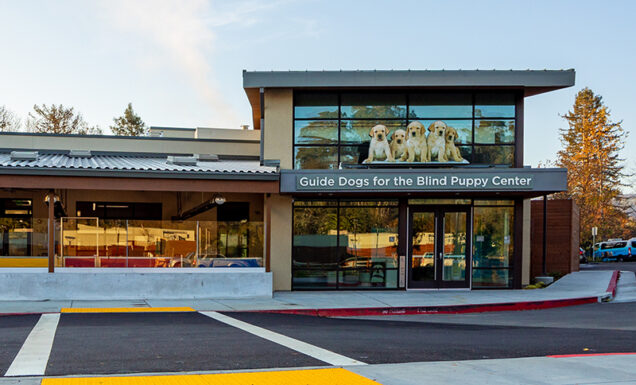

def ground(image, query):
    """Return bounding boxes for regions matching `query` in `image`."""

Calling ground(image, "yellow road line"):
[60,307,196,313]
[41,368,381,385]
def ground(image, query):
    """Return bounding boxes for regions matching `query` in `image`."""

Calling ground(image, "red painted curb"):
[250,296,599,317]
[606,270,620,298]
[548,352,636,358]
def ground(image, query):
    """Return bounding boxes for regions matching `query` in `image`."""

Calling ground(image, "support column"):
[47,191,55,273]
[264,193,272,272]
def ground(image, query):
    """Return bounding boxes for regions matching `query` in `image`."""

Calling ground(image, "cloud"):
[102,0,242,127]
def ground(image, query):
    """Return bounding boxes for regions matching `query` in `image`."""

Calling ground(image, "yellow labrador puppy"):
[390,129,407,161]
[444,126,464,162]
[363,124,394,163]
[427,120,448,162]
[401,121,428,162]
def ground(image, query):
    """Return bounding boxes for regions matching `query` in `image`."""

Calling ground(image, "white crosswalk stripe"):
[5,313,60,376]
[200,311,366,366]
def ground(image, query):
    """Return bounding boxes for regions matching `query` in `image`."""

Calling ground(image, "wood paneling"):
[530,199,580,279]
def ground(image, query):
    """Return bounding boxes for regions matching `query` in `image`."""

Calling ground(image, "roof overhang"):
[243,69,575,130]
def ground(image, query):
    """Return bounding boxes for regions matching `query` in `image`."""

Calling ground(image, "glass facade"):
[57,218,263,268]
[293,200,399,289]
[293,91,517,168]
[472,201,514,288]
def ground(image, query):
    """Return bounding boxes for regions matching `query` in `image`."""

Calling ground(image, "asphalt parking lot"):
[2,305,636,377]
[581,261,636,273]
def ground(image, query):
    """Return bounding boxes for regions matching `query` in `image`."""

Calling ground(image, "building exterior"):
[0,69,574,299]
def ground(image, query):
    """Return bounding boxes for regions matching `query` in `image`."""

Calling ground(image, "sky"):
[0,0,634,190]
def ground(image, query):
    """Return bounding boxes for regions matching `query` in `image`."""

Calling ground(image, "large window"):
[293,91,517,169]
[472,200,514,288]
[293,200,399,289]
[0,199,33,257]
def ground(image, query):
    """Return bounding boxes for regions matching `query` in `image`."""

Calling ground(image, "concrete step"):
[613,271,636,303]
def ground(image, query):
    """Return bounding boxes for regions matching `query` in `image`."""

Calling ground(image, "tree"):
[26,104,102,135]
[0,105,21,132]
[110,103,147,136]
[555,88,633,246]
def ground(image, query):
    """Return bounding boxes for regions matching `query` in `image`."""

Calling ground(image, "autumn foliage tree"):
[110,103,147,136]
[27,104,102,135]
[555,88,634,246]
[0,105,21,132]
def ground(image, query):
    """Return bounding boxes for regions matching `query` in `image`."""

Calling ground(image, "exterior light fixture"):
[44,194,60,205]
[213,194,226,205]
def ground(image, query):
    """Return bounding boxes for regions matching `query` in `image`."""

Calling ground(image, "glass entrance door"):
[408,207,470,289]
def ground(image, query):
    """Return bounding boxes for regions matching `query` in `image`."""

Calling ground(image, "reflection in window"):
[409,93,472,118]
[294,92,338,119]
[475,120,515,144]
[475,93,515,118]
[341,93,406,119]
[473,146,514,165]
[339,145,368,166]
[294,120,338,145]
[292,201,399,289]
[472,205,514,288]
[292,206,339,288]
[293,91,518,169]
[294,146,338,169]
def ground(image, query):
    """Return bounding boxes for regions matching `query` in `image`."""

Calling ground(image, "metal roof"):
[0,152,278,180]
[243,69,575,96]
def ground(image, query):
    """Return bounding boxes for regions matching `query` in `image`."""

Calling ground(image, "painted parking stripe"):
[5,313,60,376]
[201,311,366,366]
[41,368,379,385]
[60,307,195,313]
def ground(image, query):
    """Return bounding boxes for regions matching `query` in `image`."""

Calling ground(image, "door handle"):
[438,252,443,261]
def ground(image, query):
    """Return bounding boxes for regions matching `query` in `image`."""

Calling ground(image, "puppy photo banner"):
[281,169,567,193]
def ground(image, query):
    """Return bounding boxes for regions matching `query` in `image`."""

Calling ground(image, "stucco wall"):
[266,193,292,290]
[263,89,293,169]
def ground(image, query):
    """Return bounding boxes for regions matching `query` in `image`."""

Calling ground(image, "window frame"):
[292,90,518,169]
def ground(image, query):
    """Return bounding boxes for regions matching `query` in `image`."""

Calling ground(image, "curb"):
[250,296,599,317]
[605,270,620,300]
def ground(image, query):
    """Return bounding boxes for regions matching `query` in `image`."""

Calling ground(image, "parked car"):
[593,239,631,262]
[170,251,262,268]
[579,247,587,264]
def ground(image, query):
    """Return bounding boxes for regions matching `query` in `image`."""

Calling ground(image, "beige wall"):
[266,193,292,290]
[263,89,293,169]
[522,198,531,286]
[0,133,259,157]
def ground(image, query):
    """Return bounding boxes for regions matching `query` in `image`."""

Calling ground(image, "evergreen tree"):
[0,105,21,132]
[27,104,102,134]
[556,88,633,245]
[110,103,147,136]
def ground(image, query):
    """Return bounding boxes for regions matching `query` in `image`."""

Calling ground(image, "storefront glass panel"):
[338,205,399,289]
[292,206,339,288]
[472,205,514,288]
[292,200,398,289]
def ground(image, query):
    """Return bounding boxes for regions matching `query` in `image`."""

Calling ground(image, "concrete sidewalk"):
[0,270,619,316]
